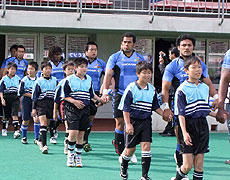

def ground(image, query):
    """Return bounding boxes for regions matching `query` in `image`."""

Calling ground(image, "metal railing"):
[0,0,229,23]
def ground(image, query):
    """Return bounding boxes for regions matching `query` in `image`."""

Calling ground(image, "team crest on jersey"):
[135,57,139,62]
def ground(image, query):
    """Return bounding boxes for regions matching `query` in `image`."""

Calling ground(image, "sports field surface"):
[1,132,230,180]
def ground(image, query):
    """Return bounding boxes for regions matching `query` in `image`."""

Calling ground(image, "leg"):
[33,116,40,142]
[12,115,20,139]
[39,115,48,148]
[114,117,125,155]
[140,142,151,178]
[67,129,78,167]
[76,130,85,167]
[64,120,69,155]
[83,115,94,152]
[175,125,183,168]
[21,120,29,143]
[193,154,204,180]
[175,154,193,180]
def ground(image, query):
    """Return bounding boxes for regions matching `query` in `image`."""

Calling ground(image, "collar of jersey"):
[135,81,149,90]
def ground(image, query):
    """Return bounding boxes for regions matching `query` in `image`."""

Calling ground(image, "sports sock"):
[21,124,28,138]
[84,122,92,144]
[54,120,61,131]
[142,151,151,177]
[40,126,47,147]
[68,141,76,154]
[175,144,183,167]
[115,128,124,155]
[65,133,69,144]
[49,120,55,138]
[175,168,187,180]
[193,170,203,180]
[34,122,40,140]
[76,144,84,158]
[2,119,8,129]
[13,121,19,132]
[121,153,132,170]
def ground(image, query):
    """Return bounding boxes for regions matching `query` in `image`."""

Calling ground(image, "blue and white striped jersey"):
[0,75,20,94]
[61,74,95,106]
[18,76,37,96]
[118,81,160,120]
[174,80,211,118]
[106,50,144,95]
[54,78,66,104]
[222,49,230,69]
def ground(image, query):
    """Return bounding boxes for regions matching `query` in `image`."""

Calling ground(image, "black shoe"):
[21,137,28,144]
[225,160,230,164]
[160,132,175,137]
[83,143,92,152]
[120,166,128,180]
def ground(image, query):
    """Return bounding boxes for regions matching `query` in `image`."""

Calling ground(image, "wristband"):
[213,94,219,100]
[161,102,170,111]
[103,89,109,95]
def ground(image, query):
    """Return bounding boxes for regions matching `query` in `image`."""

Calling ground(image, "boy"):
[61,57,106,167]
[32,61,57,154]
[18,61,40,144]
[0,62,21,138]
[53,61,75,153]
[172,56,217,180]
[118,61,170,180]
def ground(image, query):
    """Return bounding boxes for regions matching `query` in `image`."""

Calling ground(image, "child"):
[172,56,217,180]
[61,57,106,167]
[53,61,75,154]
[18,61,40,144]
[0,62,21,138]
[32,61,57,154]
[118,61,170,180]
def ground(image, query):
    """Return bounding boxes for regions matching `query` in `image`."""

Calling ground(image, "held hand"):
[216,108,228,124]
[102,94,110,103]
[126,123,134,135]
[1,99,6,106]
[212,99,218,110]
[183,132,193,146]
[159,57,164,64]
[73,100,85,109]
[163,109,173,122]
[32,109,37,117]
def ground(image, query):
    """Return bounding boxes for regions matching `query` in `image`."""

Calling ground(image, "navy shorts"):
[21,96,32,121]
[2,93,20,119]
[178,117,209,155]
[112,91,123,119]
[89,100,97,116]
[36,98,54,119]
[125,118,152,148]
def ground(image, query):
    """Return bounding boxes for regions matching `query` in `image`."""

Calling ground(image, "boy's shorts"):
[3,93,20,119]
[21,96,32,121]
[178,117,209,155]
[63,101,89,131]
[89,100,97,116]
[36,98,54,119]
[112,91,123,119]
[125,118,152,148]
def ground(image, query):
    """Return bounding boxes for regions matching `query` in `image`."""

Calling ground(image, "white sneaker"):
[2,129,7,136]
[119,155,122,164]
[13,130,20,139]
[67,153,75,167]
[171,177,189,180]
[50,137,57,144]
[75,156,83,167]
[130,154,137,164]
[64,139,68,155]
[54,130,58,139]
[41,145,48,154]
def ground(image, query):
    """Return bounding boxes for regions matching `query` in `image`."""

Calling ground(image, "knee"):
[194,163,203,172]
[181,164,193,173]
[141,143,151,151]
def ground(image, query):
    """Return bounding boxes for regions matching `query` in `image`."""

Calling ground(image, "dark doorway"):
[0,35,6,67]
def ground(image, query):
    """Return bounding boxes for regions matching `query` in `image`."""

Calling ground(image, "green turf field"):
[0,132,230,180]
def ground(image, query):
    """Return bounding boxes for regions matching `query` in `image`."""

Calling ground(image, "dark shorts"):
[112,92,123,119]
[36,98,54,119]
[178,117,209,155]
[125,118,152,148]
[63,101,89,131]
[2,93,20,119]
[21,96,32,121]
[89,100,97,116]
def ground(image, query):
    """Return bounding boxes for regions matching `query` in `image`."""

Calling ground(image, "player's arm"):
[123,111,134,135]
[203,77,218,109]
[179,115,192,146]
[102,69,114,102]
[0,81,6,106]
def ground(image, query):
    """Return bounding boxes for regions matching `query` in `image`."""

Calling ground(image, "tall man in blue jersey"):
[102,32,145,161]
[83,41,106,151]
[2,45,28,79]
[161,34,218,173]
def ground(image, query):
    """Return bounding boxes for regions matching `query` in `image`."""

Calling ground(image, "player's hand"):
[183,132,193,146]
[163,109,173,122]
[126,123,134,135]
[53,111,58,121]
[102,94,110,103]
[1,99,6,106]
[73,100,85,109]
[32,109,37,117]
[216,108,228,124]
[212,99,218,110]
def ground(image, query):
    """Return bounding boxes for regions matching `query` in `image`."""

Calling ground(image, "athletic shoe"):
[13,130,20,139]
[41,145,48,154]
[171,177,189,180]
[21,137,28,144]
[2,129,7,136]
[75,156,83,167]
[67,153,75,167]
[64,139,68,155]
[120,166,128,180]
[83,143,92,152]
[112,139,120,155]
[130,154,137,164]
[225,160,230,164]
[54,130,58,139]
[140,175,152,180]
[50,137,57,144]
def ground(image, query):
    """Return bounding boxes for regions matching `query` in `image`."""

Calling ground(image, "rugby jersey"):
[222,49,230,69]
[106,50,144,95]
[61,74,95,106]
[174,80,211,118]
[0,75,21,94]
[18,76,36,96]
[86,57,106,93]
[118,81,160,120]
[54,78,66,104]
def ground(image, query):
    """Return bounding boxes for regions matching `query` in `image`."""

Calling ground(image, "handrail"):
[77,0,82,21]
[149,0,154,23]
[218,0,225,26]
[1,0,6,18]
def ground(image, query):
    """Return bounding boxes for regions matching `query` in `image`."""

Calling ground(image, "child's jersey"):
[86,57,106,93]
[18,76,37,96]
[118,81,160,120]
[174,80,211,118]
[106,50,144,95]
[4,57,28,79]
[0,75,21,94]
[32,76,57,102]
[61,74,95,106]
[54,78,66,104]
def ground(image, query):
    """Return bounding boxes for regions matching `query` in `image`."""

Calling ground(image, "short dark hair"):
[7,62,17,70]
[28,61,39,71]
[136,61,153,74]
[16,45,26,51]
[170,47,180,57]
[41,61,52,70]
[122,32,136,43]
[48,46,62,60]
[62,61,75,70]
[184,56,201,70]
[176,34,196,47]
[74,57,88,67]
[10,44,18,51]
[85,41,98,52]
